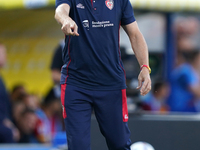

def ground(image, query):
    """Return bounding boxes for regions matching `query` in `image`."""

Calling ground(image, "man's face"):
[0,45,7,68]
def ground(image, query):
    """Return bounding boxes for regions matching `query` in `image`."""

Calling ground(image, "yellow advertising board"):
[0,9,63,96]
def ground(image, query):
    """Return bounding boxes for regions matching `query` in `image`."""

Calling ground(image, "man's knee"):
[107,138,131,150]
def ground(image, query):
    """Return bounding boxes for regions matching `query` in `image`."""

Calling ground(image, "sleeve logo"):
[76,3,85,9]
[105,0,114,10]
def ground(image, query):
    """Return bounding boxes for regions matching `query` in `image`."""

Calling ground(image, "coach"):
[55,0,151,149]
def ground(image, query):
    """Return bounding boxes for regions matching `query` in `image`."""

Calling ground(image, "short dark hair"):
[12,84,25,93]
[42,97,60,107]
[153,81,167,94]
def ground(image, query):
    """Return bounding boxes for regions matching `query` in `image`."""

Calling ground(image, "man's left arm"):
[123,21,151,96]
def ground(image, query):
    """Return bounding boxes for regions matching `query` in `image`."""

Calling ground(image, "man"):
[0,43,19,143]
[55,0,151,149]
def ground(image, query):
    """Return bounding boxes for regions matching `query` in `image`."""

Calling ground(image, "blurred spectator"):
[51,40,64,85]
[34,97,63,143]
[142,81,170,113]
[32,41,65,144]
[16,108,38,143]
[175,17,199,38]
[12,101,26,125]
[168,50,200,112]
[11,84,27,102]
[44,40,64,107]
[177,37,195,52]
[174,17,200,67]
[0,43,20,143]
[23,94,40,111]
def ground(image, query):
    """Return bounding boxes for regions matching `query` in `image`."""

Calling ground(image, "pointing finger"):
[72,24,79,36]
[62,24,73,35]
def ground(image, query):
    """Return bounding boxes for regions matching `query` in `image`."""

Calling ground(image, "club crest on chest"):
[105,0,114,10]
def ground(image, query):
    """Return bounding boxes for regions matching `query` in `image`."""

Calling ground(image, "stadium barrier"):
[91,113,200,150]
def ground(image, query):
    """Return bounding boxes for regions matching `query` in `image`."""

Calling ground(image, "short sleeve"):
[121,0,136,26]
[56,0,72,8]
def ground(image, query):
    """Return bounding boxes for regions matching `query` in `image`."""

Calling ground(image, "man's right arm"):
[55,3,79,36]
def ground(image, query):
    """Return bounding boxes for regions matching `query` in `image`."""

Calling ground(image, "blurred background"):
[1,0,200,150]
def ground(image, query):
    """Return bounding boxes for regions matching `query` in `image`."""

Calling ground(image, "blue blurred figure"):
[168,50,200,112]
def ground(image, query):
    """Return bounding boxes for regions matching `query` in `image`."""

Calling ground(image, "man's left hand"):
[136,68,151,96]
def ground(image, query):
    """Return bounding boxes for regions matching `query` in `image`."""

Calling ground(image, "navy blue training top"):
[56,0,135,90]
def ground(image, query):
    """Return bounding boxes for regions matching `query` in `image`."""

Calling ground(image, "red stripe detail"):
[65,36,71,83]
[61,84,67,119]
[118,23,127,81]
[90,0,93,7]
[122,89,128,122]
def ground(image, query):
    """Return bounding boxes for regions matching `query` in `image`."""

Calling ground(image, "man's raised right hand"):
[55,4,79,36]
[61,17,79,36]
